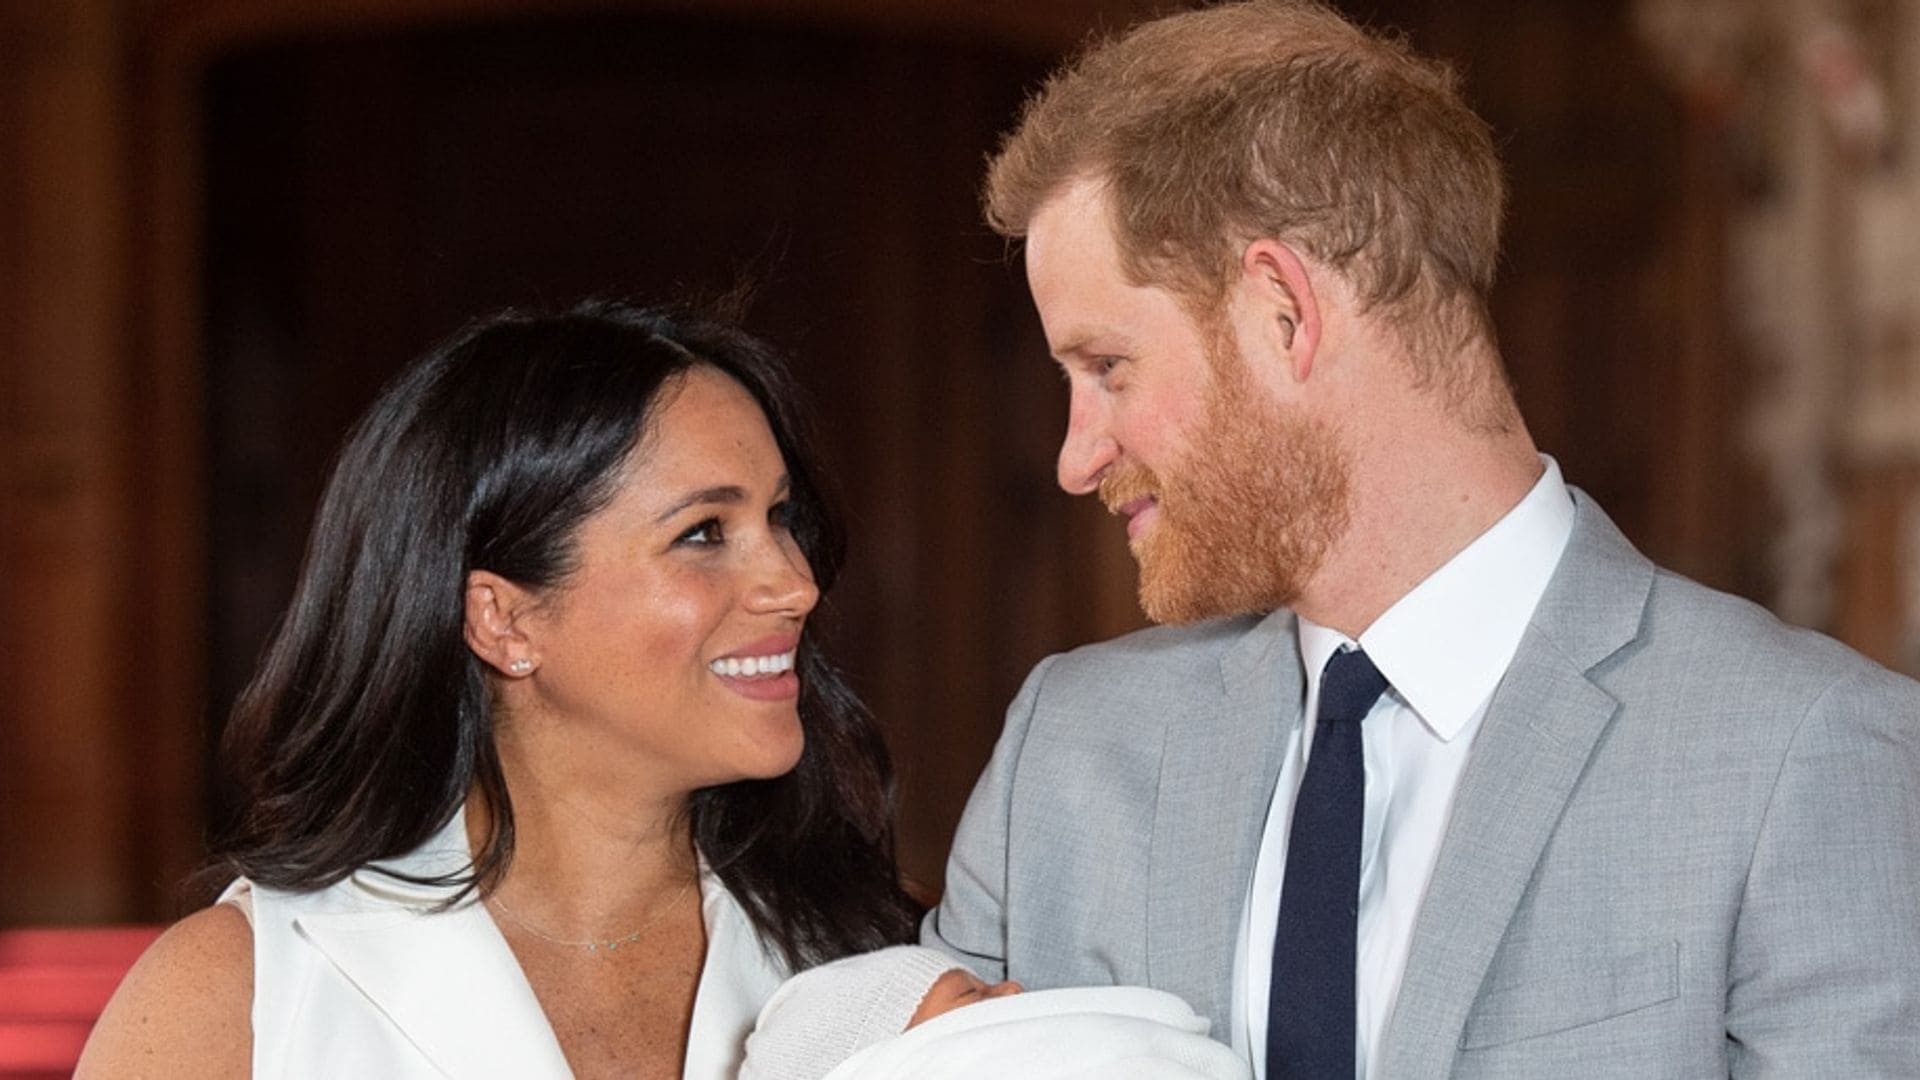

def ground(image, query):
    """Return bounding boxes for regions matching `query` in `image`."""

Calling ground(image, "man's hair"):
[986,0,1507,371]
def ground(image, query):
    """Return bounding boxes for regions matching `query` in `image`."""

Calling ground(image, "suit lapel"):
[1379,493,1653,1079]
[1148,609,1302,1034]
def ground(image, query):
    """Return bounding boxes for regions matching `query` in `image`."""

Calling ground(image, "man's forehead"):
[1026,177,1116,255]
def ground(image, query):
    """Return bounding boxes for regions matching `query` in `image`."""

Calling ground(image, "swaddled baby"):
[740,946,1250,1080]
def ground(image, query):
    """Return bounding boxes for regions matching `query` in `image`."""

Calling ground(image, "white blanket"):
[820,986,1251,1080]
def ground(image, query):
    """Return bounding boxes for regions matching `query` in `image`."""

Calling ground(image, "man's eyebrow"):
[1052,334,1094,359]
[1052,332,1133,361]
[652,476,791,524]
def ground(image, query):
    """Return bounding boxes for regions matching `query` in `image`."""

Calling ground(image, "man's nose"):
[1056,391,1117,495]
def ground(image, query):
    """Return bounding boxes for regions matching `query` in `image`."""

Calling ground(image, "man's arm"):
[1725,665,1920,1074]
[921,655,1058,981]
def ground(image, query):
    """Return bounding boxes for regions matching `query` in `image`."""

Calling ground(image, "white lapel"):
[292,810,574,1077]
[683,873,789,1080]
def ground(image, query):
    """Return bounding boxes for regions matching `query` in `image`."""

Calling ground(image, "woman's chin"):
[706,719,806,788]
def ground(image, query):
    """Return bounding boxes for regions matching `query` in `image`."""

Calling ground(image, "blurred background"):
[4,0,1918,929]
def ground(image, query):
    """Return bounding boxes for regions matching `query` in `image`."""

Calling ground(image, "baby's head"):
[741,945,1022,1080]
[907,965,1024,1026]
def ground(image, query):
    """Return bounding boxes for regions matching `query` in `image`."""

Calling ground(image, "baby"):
[740,945,1250,1080]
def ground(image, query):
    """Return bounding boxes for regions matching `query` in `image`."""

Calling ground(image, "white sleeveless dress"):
[221,808,787,1078]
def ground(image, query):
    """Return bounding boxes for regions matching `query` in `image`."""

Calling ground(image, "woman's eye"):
[675,519,724,546]
[769,500,794,531]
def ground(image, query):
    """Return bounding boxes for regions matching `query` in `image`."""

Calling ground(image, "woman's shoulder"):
[75,903,254,1078]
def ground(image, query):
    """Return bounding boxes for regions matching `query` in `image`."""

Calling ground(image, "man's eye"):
[1093,356,1123,379]
[676,519,724,546]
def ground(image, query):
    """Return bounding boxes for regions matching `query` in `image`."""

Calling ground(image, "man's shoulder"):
[1614,564,1920,714]
[1645,568,1869,666]
[1038,613,1272,686]
[1555,492,1913,702]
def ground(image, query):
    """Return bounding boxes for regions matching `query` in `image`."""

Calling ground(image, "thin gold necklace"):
[488,880,694,955]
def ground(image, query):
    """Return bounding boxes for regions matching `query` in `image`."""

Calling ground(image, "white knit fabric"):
[822,986,1251,1080]
[740,945,965,1080]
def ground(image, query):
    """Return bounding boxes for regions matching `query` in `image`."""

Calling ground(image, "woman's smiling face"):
[509,365,819,792]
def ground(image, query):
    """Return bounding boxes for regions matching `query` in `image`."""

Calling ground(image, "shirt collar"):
[1298,455,1575,741]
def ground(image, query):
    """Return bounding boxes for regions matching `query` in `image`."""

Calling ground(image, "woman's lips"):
[708,636,801,701]
[715,668,800,701]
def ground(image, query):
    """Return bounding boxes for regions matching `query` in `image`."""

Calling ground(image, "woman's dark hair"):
[210,299,920,968]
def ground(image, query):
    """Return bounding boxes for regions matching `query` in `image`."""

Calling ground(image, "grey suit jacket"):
[926,492,1920,1077]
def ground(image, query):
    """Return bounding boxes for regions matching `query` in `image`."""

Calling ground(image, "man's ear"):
[1239,238,1322,383]
[465,570,540,678]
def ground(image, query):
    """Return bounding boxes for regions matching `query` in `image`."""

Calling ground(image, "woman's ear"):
[465,570,539,678]
[1239,238,1322,383]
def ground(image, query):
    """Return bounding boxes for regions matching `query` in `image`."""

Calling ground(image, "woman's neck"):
[472,730,702,935]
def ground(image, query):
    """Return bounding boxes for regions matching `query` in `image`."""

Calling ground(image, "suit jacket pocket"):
[1459,941,1679,1050]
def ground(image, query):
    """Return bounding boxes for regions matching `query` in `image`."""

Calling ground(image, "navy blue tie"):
[1268,647,1388,1080]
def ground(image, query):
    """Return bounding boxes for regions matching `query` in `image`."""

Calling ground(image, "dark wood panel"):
[1339,0,1762,595]
[0,0,1804,923]
[200,11,1073,892]
[0,0,144,924]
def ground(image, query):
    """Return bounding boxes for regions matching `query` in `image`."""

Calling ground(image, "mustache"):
[1098,464,1162,515]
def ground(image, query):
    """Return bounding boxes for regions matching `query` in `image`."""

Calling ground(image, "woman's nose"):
[747,538,819,616]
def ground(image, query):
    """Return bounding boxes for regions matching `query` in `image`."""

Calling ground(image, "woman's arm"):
[75,904,254,1078]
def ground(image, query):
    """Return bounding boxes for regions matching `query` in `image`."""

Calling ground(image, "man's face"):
[1024,179,1349,622]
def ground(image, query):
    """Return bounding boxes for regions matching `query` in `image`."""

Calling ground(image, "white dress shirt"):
[1229,456,1575,1078]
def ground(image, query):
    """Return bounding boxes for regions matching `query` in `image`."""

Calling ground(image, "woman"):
[79,301,922,1078]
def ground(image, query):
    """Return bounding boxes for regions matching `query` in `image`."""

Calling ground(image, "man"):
[923,2,1920,1077]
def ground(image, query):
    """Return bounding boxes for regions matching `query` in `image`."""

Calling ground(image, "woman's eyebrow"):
[654,486,745,523]
[653,475,792,523]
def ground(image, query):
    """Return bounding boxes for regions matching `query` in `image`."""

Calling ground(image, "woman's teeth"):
[709,652,796,678]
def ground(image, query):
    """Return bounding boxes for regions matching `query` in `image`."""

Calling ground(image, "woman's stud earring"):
[509,658,533,675]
